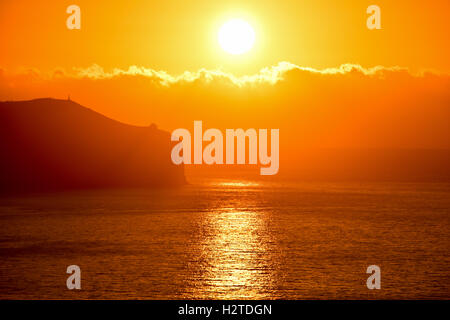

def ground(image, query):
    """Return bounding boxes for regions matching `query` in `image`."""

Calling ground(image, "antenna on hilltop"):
[68,94,71,101]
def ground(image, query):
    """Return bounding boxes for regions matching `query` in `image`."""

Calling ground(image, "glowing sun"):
[218,19,255,55]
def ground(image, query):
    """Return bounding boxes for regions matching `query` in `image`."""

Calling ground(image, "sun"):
[218,19,255,55]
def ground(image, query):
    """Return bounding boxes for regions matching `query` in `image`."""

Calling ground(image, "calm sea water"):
[0,178,449,299]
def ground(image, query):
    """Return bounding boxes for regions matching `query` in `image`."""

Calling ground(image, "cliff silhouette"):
[0,98,185,193]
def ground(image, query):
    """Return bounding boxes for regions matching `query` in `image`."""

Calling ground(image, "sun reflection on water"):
[216,181,260,187]
[186,206,278,299]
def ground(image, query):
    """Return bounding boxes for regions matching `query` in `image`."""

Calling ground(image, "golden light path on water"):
[184,180,279,299]
[217,181,261,187]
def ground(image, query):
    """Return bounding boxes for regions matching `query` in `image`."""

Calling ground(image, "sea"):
[0,177,449,299]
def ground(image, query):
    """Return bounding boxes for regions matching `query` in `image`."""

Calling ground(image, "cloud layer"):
[1,62,434,88]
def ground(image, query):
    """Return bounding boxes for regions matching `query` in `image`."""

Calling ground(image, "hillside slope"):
[0,98,185,193]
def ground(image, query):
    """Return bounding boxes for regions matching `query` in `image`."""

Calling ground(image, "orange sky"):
[1,0,449,74]
[0,0,449,158]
